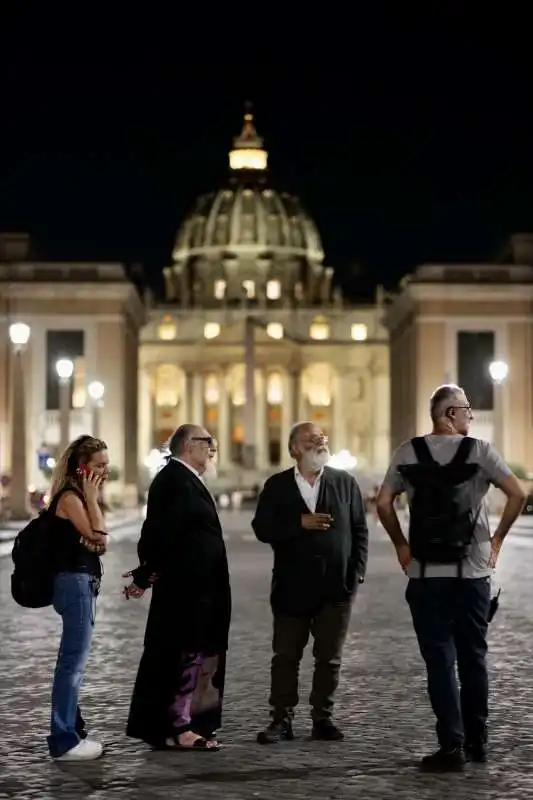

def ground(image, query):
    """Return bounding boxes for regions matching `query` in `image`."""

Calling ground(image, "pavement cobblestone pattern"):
[1,515,533,798]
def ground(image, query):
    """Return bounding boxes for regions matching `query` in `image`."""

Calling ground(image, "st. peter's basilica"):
[1,111,533,505]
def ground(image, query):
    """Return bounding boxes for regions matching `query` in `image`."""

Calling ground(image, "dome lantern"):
[229,104,268,172]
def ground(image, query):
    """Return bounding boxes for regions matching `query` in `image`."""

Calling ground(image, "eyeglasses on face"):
[191,436,214,448]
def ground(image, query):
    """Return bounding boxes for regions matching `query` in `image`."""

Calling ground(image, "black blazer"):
[132,459,231,652]
[252,466,369,616]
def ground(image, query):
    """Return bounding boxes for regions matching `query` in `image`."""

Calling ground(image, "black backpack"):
[11,492,65,608]
[398,436,480,569]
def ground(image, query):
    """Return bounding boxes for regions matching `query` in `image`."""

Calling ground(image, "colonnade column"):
[184,370,195,424]
[281,369,300,467]
[255,369,269,470]
[332,372,347,453]
[217,369,231,469]
[138,367,153,461]
[373,371,390,472]
[192,373,204,427]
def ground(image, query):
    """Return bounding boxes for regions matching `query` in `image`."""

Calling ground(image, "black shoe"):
[420,748,466,772]
[311,719,344,741]
[465,742,487,763]
[257,718,294,745]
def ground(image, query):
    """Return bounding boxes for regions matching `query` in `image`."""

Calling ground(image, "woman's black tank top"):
[51,492,102,578]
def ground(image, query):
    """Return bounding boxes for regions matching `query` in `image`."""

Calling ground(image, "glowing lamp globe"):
[88,381,105,401]
[9,322,31,346]
[488,360,509,385]
[56,358,74,380]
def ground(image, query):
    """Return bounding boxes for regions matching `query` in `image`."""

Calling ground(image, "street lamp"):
[488,360,508,385]
[8,323,31,519]
[87,380,105,439]
[489,360,508,454]
[56,358,74,455]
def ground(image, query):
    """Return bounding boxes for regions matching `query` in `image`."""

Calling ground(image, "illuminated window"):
[214,280,226,300]
[72,357,86,408]
[229,148,268,171]
[267,372,283,404]
[204,322,221,340]
[155,364,180,407]
[243,280,256,299]
[309,316,330,341]
[266,279,281,300]
[267,322,284,340]
[351,323,368,341]
[204,374,220,405]
[157,316,177,340]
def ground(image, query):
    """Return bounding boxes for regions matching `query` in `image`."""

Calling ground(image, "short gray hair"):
[168,424,198,456]
[288,421,310,456]
[429,384,463,422]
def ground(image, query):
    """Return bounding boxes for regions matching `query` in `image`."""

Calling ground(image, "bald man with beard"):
[252,422,368,745]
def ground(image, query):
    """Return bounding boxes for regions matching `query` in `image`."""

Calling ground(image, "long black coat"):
[126,460,231,746]
[252,466,368,616]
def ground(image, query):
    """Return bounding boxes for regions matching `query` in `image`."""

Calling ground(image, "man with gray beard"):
[253,422,368,744]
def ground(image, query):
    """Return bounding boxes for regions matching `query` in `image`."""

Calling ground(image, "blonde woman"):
[46,434,109,762]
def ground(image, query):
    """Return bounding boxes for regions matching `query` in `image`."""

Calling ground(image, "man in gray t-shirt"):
[376,384,526,772]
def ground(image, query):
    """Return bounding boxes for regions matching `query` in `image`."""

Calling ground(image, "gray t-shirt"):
[383,435,513,579]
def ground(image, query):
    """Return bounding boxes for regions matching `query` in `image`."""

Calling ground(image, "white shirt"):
[173,457,204,483]
[294,466,323,512]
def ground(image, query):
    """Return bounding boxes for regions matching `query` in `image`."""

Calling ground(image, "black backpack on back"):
[11,492,64,609]
[398,436,480,567]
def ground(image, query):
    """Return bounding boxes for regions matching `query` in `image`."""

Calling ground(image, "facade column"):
[256,369,269,470]
[192,373,204,427]
[138,367,153,462]
[218,369,231,469]
[281,369,300,467]
[332,371,347,453]
[184,370,195,423]
[372,371,390,473]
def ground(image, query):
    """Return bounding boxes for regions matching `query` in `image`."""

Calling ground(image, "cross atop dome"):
[229,103,268,171]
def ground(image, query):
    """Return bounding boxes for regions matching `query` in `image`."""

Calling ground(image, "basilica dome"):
[163,111,332,308]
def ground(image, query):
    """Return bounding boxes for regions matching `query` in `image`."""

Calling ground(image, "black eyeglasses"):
[191,436,214,448]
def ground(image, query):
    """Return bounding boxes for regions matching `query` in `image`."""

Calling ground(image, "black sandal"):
[165,735,220,752]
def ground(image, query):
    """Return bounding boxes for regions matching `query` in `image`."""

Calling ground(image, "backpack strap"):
[411,437,436,465]
[450,436,475,465]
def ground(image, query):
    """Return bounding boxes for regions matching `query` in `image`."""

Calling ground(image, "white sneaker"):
[54,739,103,761]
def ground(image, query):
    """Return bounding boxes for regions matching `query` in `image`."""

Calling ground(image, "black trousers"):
[406,577,490,751]
[269,600,352,722]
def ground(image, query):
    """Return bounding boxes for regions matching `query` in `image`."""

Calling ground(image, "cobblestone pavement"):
[1,518,533,799]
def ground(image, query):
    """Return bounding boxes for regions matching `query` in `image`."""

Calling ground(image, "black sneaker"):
[420,747,466,772]
[465,742,487,763]
[311,719,344,741]
[257,718,294,745]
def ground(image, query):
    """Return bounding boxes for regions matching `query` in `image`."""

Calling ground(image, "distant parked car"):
[522,495,533,515]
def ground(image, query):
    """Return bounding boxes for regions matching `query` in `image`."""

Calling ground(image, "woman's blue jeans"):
[47,572,97,757]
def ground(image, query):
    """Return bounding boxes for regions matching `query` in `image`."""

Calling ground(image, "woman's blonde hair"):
[49,434,107,500]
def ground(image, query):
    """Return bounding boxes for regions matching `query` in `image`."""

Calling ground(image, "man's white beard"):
[301,448,330,473]
[203,459,218,482]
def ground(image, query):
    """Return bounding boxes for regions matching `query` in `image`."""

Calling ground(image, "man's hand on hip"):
[301,513,333,531]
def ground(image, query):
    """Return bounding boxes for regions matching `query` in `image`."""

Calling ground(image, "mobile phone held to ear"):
[77,464,91,478]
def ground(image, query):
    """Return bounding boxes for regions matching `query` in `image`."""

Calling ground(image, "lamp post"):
[56,358,74,455]
[87,380,105,439]
[488,360,508,455]
[8,323,31,520]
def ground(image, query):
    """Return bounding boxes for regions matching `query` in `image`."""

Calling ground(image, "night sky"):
[1,8,532,299]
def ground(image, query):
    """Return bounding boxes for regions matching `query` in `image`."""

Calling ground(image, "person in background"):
[47,434,110,761]
[124,425,231,751]
[377,384,526,771]
[253,422,368,744]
